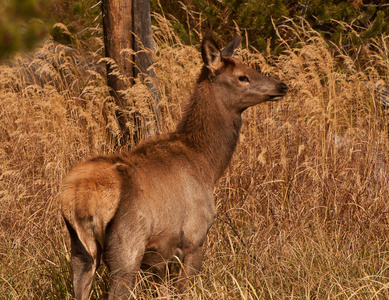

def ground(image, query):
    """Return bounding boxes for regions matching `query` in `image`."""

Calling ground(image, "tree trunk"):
[101,0,159,147]
[133,0,160,131]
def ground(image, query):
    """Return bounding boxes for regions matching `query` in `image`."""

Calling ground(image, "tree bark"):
[132,0,161,141]
[101,0,159,147]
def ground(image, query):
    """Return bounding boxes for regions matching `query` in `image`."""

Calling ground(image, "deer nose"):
[278,82,288,94]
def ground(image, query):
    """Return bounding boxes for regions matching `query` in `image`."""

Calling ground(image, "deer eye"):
[238,75,250,83]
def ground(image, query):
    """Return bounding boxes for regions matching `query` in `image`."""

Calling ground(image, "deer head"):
[201,35,288,113]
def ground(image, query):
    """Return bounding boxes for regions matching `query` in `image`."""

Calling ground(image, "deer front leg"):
[176,243,204,293]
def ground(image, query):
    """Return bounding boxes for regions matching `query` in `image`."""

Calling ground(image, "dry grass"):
[1,16,389,299]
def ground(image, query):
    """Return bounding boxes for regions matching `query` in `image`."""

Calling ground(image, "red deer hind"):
[61,35,288,299]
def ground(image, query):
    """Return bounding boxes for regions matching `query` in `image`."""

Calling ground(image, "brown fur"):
[61,36,288,299]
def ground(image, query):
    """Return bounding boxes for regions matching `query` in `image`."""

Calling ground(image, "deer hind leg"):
[104,236,146,299]
[65,219,102,300]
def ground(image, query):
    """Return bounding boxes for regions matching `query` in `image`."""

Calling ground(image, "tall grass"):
[1,16,389,299]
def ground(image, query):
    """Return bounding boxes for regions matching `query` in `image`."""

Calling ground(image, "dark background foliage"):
[3,0,389,61]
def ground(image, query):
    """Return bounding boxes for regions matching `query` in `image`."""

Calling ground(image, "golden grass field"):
[1,17,389,299]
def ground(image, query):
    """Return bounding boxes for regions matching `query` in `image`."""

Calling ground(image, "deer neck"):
[176,80,242,183]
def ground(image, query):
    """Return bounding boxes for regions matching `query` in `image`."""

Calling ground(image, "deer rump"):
[61,35,288,300]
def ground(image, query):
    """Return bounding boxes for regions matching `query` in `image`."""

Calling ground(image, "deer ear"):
[201,36,223,72]
[221,35,242,57]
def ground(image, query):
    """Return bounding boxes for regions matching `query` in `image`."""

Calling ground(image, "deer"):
[61,35,288,299]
